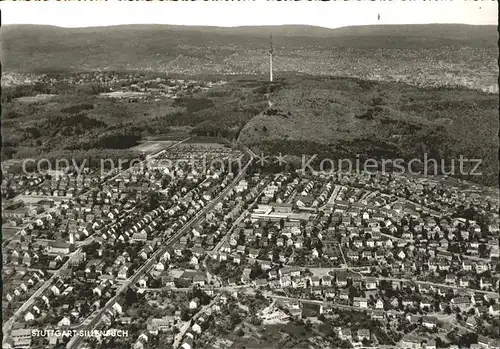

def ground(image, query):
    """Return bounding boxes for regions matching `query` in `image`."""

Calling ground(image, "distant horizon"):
[1,1,496,28]
[3,22,497,30]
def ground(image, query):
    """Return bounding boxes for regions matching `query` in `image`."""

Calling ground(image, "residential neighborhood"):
[2,139,499,349]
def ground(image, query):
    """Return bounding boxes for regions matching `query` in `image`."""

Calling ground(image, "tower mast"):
[269,35,274,82]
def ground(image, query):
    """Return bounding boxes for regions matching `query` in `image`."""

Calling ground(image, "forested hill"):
[2,23,497,72]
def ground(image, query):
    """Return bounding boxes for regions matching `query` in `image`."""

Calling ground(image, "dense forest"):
[239,75,499,186]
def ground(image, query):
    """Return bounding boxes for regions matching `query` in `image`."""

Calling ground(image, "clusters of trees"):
[60,103,94,113]
[1,83,57,103]
[173,97,214,113]
[1,80,109,104]
[191,121,241,139]
[2,75,269,166]
[44,114,107,136]
[6,149,142,173]
[142,192,166,212]
[63,127,143,150]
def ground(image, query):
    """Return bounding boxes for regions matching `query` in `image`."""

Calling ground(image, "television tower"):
[269,35,274,82]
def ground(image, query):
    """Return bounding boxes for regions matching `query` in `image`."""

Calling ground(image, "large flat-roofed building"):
[8,329,32,349]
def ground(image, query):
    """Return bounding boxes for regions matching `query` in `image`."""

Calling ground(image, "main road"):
[172,295,220,349]
[67,149,254,349]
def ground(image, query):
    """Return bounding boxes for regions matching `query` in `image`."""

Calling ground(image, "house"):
[422,315,438,329]
[445,274,456,284]
[5,293,13,302]
[462,259,473,271]
[260,260,272,270]
[192,323,202,334]
[118,265,130,279]
[310,276,321,287]
[48,241,71,254]
[459,278,469,287]
[24,311,35,322]
[362,250,373,260]
[93,284,108,297]
[336,288,348,300]
[425,339,437,349]
[401,335,423,349]
[402,299,413,307]
[112,302,123,315]
[22,253,32,266]
[420,299,432,310]
[347,250,359,261]
[365,278,377,290]
[249,249,260,259]
[268,270,279,280]
[119,317,133,325]
[336,272,348,287]
[396,250,406,260]
[181,336,194,349]
[133,333,148,349]
[190,255,199,266]
[219,252,228,261]
[9,329,32,349]
[193,274,206,287]
[353,297,368,308]
[138,277,149,288]
[254,279,268,288]
[375,299,384,310]
[162,276,175,288]
[339,328,352,341]
[57,316,71,327]
[489,304,500,316]
[155,261,166,271]
[357,329,370,341]
[280,266,301,278]
[50,285,61,296]
[147,316,177,335]
[480,277,493,289]
[466,316,477,329]
[189,298,200,309]
[451,296,470,311]
[291,277,307,289]
[476,262,489,273]
[322,275,332,287]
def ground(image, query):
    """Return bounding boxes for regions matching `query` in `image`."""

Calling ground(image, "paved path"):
[172,295,220,349]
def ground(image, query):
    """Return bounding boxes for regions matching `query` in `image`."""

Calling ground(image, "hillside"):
[2,24,498,90]
[238,75,499,185]
[1,24,498,186]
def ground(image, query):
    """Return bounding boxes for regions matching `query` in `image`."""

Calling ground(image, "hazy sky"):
[1,0,496,28]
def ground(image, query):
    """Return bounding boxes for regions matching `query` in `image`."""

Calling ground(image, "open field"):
[15,94,57,103]
[100,91,149,98]
[131,141,175,153]
[146,132,192,141]
[180,142,227,149]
